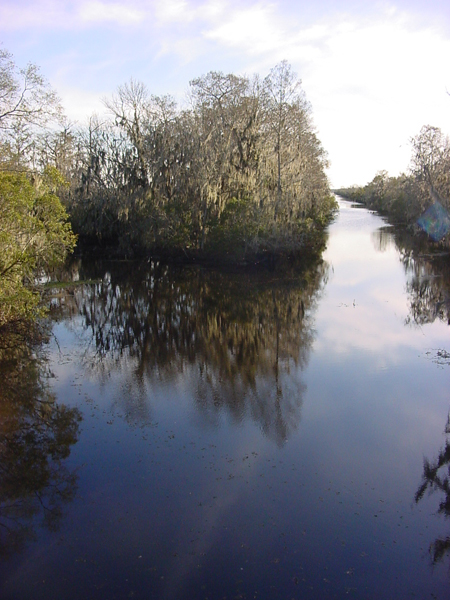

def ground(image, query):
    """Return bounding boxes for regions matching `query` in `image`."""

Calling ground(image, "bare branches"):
[409,125,450,210]
[0,49,62,132]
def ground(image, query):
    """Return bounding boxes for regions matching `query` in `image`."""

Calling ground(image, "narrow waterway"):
[1,197,449,599]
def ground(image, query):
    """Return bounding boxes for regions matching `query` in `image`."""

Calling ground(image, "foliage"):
[0,49,334,264]
[336,125,450,239]
[0,167,77,328]
[32,62,335,261]
[0,49,76,329]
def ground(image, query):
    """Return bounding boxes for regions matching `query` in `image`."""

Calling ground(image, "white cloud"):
[0,0,74,30]
[156,37,203,64]
[78,1,144,24]
[153,0,194,23]
[57,86,106,124]
[204,4,285,54]
[306,16,450,186]
[194,4,450,185]
[0,0,147,30]
[2,0,450,187]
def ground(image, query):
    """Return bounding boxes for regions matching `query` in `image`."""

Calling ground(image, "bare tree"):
[0,49,61,129]
[103,79,151,189]
[262,61,307,212]
[410,125,450,208]
[0,49,62,169]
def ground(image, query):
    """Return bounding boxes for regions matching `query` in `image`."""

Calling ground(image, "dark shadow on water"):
[415,405,450,565]
[0,328,82,559]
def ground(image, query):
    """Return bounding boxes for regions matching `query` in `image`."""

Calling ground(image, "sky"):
[1,0,450,187]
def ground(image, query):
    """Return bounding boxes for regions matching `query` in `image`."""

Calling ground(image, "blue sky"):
[1,0,450,187]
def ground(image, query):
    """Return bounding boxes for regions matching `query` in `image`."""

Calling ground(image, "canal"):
[1,197,449,599]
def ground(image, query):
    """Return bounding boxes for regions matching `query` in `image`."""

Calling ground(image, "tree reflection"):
[371,226,395,253]
[0,330,82,557]
[415,412,450,565]
[50,259,328,445]
[404,256,450,326]
[386,226,450,327]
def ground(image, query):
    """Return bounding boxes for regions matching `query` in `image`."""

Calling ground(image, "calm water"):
[1,198,450,599]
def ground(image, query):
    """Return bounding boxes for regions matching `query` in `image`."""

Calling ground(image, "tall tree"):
[259,60,332,231]
[189,71,260,249]
[0,49,62,170]
[410,125,450,209]
[0,49,76,328]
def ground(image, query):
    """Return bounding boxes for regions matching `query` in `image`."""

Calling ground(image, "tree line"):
[0,48,336,329]
[2,51,335,260]
[59,62,334,259]
[337,125,450,234]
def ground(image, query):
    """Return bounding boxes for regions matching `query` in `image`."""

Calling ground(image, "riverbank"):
[335,185,450,251]
[72,203,337,269]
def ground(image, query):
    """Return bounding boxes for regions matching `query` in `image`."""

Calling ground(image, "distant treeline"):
[336,125,450,237]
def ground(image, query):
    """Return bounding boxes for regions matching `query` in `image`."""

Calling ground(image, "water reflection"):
[0,330,82,558]
[371,226,395,254]
[415,407,450,565]
[373,225,450,327]
[50,260,329,445]
[403,255,450,327]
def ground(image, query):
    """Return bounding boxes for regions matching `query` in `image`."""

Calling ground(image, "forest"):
[2,46,448,334]
[0,49,337,329]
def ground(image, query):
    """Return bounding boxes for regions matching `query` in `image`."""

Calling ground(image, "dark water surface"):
[1,198,450,599]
